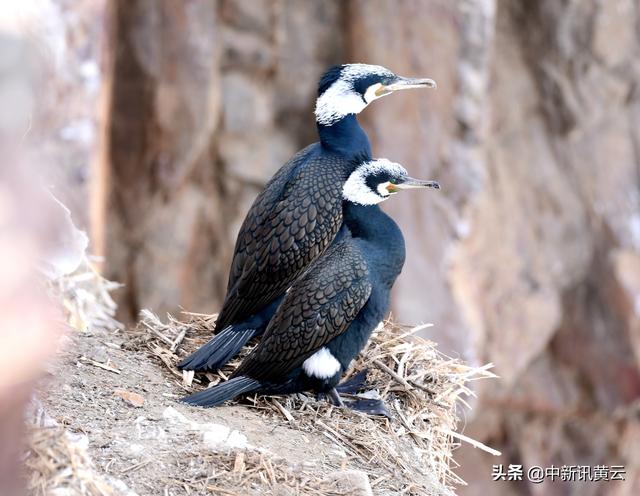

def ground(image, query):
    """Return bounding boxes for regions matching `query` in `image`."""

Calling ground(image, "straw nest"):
[132,310,497,495]
[26,255,497,495]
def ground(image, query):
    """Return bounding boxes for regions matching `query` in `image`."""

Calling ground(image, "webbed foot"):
[335,369,369,395]
[343,398,390,418]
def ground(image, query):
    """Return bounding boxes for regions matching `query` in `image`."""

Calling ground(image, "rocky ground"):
[26,302,491,495]
[31,324,376,495]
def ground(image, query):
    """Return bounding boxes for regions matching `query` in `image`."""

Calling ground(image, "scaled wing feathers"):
[234,240,372,381]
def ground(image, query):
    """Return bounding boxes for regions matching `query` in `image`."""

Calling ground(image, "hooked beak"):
[376,76,437,97]
[388,177,440,193]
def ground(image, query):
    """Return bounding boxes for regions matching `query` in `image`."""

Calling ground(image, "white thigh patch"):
[302,347,341,379]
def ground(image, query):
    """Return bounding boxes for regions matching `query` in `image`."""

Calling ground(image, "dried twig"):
[373,358,413,390]
[439,428,502,457]
[80,357,121,374]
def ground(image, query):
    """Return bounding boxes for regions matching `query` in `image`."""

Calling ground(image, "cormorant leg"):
[325,388,389,417]
[327,388,345,407]
[343,398,391,418]
[335,369,369,395]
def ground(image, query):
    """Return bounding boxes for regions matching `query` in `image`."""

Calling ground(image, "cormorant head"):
[343,158,440,205]
[315,64,436,126]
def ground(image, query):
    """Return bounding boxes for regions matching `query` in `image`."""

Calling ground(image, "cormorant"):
[182,158,440,412]
[179,64,436,372]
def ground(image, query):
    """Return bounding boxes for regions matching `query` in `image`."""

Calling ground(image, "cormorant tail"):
[178,325,257,372]
[181,376,260,407]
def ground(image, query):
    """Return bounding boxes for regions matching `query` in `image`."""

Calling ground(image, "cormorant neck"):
[343,203,406,285]
[317,114,371,158]
[343,203,387,240]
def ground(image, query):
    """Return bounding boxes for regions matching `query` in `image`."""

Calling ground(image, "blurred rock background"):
[22,0,640,494]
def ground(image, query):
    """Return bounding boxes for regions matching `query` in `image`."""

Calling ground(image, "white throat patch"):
[342,158,408,206]
[302,347,341,379]
[315,64,394,126]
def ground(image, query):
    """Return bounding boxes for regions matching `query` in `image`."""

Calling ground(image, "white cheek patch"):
[315,64,395,126]
[302,347,341,379]
[343,158,407,206]
[363,83,381,104]
[363,83,394,104]
[343,172,385,205]
[377,181,392,197]
[315,80,367,126]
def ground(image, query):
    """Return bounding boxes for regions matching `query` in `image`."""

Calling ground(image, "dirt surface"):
[36,325,369,495]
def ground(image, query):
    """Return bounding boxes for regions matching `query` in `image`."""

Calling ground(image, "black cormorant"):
[182,158,440,412]
[179,64,436,372]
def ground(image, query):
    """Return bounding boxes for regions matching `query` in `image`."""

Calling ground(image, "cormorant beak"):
[388,177,440,193]
[375,76,437,97]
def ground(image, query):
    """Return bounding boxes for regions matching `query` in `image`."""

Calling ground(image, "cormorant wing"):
[217,146,347,329]
[225,145,315,291]
[233,239,372,381]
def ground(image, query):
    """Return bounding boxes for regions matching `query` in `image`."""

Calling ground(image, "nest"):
[133,311,498,495]
[26,253,497,495]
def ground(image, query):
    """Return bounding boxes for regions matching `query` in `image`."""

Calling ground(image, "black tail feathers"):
[181,376,260,407]
[178,325,256,372]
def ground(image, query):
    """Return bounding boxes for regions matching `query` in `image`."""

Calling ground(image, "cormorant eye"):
[389,178,397,184]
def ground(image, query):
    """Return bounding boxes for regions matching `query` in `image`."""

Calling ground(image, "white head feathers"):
[342,158,407,205]
[314,64,395,126]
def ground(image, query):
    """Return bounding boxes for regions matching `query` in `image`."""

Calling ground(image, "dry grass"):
[133,311,498,495]
[170,450,375,496]
[48,256,123,333]
[26,257,123,496]
[25,426,117,496]
[26,255,498,495]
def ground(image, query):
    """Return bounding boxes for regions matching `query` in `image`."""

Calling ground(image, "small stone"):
[87,346,108,364]
[114,390,145,408]
[323,470,373,496]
